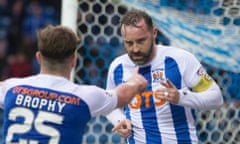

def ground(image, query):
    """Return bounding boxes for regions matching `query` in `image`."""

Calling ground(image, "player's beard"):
[129,42,154,66]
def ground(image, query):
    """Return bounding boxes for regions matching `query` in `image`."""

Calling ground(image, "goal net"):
[75,0,240,143]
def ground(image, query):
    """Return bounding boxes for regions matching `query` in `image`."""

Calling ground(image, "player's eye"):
[137,38,146,44]
[125,41,133,46]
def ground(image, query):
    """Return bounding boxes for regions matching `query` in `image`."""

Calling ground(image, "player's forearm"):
[178,82,223,110]
[115,67,147,108]
[115,82,141,108]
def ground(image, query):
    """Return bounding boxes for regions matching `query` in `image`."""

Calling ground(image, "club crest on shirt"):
[152,68,165,83]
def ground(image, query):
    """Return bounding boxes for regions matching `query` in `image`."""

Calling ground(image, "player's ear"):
[36,51,41,64]
[152,27,158,39]
[71,53,77,68]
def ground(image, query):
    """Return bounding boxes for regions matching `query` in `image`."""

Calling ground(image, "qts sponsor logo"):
[129,91,166,109]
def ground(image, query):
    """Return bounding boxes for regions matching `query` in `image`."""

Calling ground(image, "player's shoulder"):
[73,83,103,93]
[158,45,196,61]
[0,76,34,95]
[3,76,33,87]
[109,53,130,69]
[158,45,192,55]
[75,85,107,101]
[76,85,100,93]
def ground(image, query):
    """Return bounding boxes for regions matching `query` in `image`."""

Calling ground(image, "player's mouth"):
[131,53,144,60]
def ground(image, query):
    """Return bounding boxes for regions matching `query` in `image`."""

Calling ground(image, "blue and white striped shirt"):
[107,45,203,144]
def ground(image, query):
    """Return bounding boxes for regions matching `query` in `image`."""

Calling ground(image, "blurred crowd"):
[0,0,60,80]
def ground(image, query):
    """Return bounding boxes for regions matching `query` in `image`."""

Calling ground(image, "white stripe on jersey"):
[130,108,146,144]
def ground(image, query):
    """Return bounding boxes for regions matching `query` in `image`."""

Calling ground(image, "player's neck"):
[40,69,71,80]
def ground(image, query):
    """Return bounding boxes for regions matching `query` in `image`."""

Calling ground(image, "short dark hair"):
[121,9,154,30]
[37,25,80,60]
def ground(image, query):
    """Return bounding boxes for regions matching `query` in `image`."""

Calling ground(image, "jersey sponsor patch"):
[192,72,213,92]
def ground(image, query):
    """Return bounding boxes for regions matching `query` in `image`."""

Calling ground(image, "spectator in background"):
[0,0,9,15]
[0,38,8,80]
[22,0,59,74]
[0,0,10,43]
[7,0,25,55]
[23,0,58,43]
[6,51,33,78]
[23,0,46,43]
[0,0,60,78]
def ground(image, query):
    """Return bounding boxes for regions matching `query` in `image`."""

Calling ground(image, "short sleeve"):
[0,81,6,108]
[83,86,118,117]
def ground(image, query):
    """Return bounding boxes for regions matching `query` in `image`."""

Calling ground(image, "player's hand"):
[155,79,180,104]
[112,119,132,138]
[126,67,147,93]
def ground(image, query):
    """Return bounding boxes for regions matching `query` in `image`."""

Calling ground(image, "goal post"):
[61,0,78,82]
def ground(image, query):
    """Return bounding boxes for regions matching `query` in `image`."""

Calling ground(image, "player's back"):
[0,74,102,144]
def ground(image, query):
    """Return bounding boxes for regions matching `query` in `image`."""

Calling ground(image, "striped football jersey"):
[106,45,204,144]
